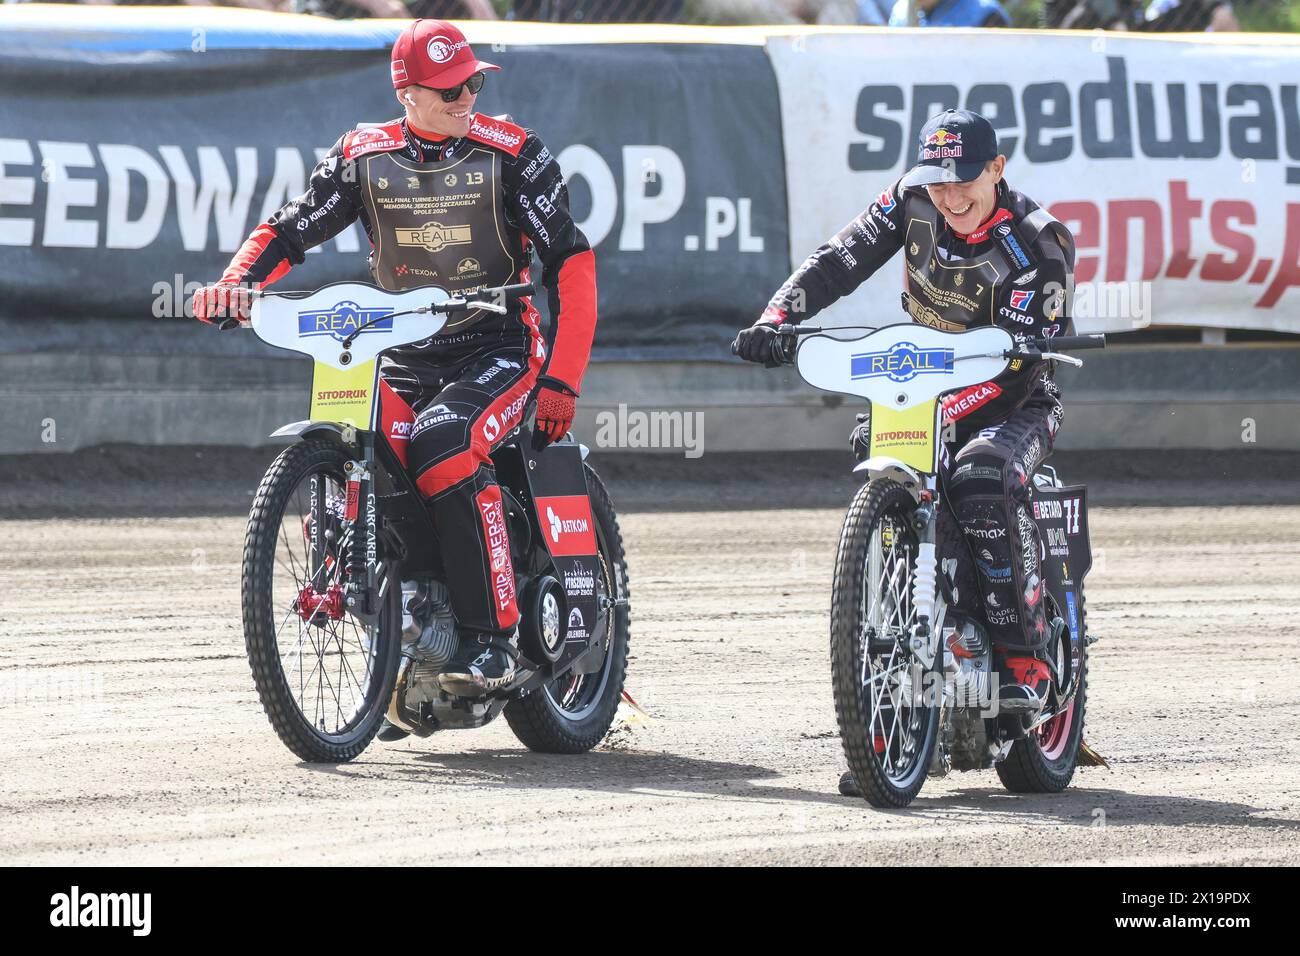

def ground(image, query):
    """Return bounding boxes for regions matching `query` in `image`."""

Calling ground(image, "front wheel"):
[831,479,940,808]
[242,440,402,763]
[505,464,630,754]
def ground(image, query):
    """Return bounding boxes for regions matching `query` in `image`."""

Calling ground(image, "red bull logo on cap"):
[921,128,964,161]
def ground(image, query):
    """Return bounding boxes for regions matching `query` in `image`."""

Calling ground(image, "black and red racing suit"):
[765,178,1076,654]
[218,113,597,636]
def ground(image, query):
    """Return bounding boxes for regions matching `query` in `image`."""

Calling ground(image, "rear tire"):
[832,479,940,808]
[243,440,401,763]
[505,464,630,754]
[996,590,1088,793]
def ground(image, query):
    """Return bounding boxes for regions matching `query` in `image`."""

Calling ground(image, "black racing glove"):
[732,321,790,368]
[850,410,872,460]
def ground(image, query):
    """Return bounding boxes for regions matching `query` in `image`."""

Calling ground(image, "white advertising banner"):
[766,29,1300,335]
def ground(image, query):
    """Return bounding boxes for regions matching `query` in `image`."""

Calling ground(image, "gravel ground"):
[1,450,1297,865]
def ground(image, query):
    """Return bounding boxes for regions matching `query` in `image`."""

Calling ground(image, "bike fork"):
[308,471,328,589]
[343,435,381,620]
[908,475,942,670]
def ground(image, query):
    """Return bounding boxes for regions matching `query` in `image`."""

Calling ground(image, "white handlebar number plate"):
[795,323,1014,410]
[250,281,452,371]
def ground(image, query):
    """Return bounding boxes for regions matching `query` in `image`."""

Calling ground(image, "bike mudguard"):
[521,442,602,670]
[1030,482,1091,649]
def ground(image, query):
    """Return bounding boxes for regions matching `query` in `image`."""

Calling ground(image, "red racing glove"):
[191,283,252,330]
[533,379,577,447]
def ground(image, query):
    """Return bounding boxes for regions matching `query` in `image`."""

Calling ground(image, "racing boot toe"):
[997,653,1050,715]
[436,630,519,697]
[838,770,863,798]
[376,719,411,743]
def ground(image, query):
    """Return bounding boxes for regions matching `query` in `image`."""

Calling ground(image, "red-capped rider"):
[192,20,598,698]
[735,109,1076,717]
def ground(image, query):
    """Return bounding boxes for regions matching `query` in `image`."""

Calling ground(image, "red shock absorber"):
[345,473,361,523]
[344,465,368,583]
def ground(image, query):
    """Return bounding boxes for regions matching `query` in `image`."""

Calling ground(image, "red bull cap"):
[901,109,998,188]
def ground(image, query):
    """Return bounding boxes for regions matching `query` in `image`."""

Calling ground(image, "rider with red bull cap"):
[735,108,1077,717]
[192,20,598,700]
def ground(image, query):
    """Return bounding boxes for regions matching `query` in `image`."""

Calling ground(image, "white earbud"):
[405,93,416,105]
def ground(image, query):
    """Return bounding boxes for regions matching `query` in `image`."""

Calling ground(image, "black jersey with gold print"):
[221,113,597,395]
[765,179,1076,430]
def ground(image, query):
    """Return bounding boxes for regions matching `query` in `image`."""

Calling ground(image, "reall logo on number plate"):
[298,301,394,343]
[850,341,954,384]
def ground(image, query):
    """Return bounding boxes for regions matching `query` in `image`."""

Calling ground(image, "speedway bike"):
[235,280,630,762]
[776,322,1103,807]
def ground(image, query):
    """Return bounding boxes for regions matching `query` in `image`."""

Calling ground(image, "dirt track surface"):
[3,493,1300,865]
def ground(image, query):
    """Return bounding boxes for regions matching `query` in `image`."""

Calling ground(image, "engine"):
[387,579,497,735]
[936,615,999,772]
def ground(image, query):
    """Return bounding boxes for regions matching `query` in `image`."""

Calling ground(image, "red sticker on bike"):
[534,495,597,557]
[379,378,415,469]
[476,487,518,623]
[941,381,1002,423]
[345,480,360,522]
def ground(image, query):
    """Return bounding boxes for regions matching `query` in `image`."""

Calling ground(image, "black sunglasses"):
[418,72,486,104]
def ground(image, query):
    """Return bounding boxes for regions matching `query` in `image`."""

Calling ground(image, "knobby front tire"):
[831,479,940,809]
[242,440,401,763]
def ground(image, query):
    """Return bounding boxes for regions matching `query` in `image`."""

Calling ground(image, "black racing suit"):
[221,114,597,636]
[765,178,1076,653]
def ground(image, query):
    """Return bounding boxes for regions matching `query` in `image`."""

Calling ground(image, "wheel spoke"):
[276,609,309,676]
[855,503,931,787]
[329,616,371,717]
[259,461,390,740]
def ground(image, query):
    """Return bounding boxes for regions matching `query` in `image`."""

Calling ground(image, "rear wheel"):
[243,441,401,763]
[505,464,630,754]
[831,479,940,808]
[996,590,1088,792]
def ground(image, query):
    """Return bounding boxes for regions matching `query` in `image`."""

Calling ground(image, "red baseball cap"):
[391,20,500,90]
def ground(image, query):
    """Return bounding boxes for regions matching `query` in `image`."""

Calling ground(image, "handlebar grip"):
[1042,334,1106,351]
[777,333,799,365]
[442,281,533,313]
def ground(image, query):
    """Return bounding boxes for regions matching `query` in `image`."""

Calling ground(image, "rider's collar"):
[402,120,456,163]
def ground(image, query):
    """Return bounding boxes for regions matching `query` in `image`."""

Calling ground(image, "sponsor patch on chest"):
[466,114,526,156]
[344,123,406,161]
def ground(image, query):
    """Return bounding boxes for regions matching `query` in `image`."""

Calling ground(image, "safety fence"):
[154,1,1300,31]
[2,6,1299,361]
